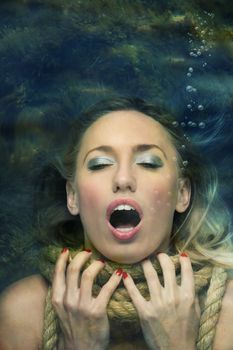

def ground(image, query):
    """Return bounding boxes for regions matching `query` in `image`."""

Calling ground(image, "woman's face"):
[67,110,190,263]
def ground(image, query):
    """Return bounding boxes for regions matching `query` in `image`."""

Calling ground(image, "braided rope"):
[197,267,228,350]
[40,246,227,350]
[42,287,59,350]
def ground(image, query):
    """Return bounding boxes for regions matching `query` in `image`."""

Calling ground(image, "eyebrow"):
[83,144,167,163]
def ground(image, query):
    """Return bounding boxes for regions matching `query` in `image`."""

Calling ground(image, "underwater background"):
[0,0,232,291]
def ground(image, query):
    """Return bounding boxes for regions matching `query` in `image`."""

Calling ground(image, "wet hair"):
[34,97,232,267]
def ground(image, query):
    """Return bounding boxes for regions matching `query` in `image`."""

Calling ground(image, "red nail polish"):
[61,247,68,253]
[84,249,92,253]
[180,252,188,257]
[97,258,105,264]
[116,268,123,276]
[122,271,128,279]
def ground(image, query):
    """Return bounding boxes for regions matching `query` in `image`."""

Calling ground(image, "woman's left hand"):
[123,253,200,350]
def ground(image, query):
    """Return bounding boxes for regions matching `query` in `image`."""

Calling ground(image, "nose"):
[112,164,136,193]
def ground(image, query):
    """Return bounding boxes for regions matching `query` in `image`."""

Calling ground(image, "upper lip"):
[106,198,143,221]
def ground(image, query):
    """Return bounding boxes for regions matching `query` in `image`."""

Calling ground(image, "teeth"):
[113,204,136,212]
[116,227,134,232]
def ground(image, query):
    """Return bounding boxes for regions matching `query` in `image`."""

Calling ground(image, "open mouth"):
[109,205,141,231]
[106,199,143,240]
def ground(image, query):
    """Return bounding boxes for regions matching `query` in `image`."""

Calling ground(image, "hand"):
[123,253,200,350]
[52,249,122,350]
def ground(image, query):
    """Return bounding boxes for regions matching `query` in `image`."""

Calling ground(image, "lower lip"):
[107,221,141,241]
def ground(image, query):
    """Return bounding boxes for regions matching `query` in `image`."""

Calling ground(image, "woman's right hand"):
[52,249,122,350]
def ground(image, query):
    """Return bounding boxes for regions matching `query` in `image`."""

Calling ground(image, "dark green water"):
[0,1,232,289]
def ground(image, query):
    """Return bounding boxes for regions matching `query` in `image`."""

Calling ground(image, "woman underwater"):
[0,97,233,349]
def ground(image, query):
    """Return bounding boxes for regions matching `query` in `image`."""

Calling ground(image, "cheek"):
[78,181,102,212]
[150,179,178,210]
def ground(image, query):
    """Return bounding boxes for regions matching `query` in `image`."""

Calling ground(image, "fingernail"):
[84,248,92,253]
[97,258,105,264]
[122,271,128,279]
[61,247,68,253]
[180,252,188,257]
[116,268,123,276]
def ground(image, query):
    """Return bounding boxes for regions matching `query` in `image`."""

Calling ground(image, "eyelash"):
[137,162,162,169]
[88,161,162,171]
[88,163,113,171]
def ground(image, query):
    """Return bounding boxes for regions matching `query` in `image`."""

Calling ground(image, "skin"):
[1,110,233,349]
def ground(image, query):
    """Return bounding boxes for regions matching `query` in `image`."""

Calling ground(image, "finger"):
[157,253,177,290]
[179,253,195,295]
[52,248,69,293]
[142,259,161,300]
[52,248,70,318]
[96,268,123,308]
[79,259,106,304]
[123,272,145,311]
[66,250,92,293]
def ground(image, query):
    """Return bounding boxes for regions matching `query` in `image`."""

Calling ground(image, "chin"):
[103,250,148,265]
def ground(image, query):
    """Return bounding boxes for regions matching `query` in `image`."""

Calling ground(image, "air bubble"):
[188,67,193,72]
[187,104,192,109]
[189,52,197,57]
[181,122,186,127]
[172,121,179,127]
[186,85,197,92]
[186,85,194,92]
[150,207,157,212]
[187,73,192,77]
[198,104,204,111]
[203,62,207,67]
[198,121,206,128]
[191,122,197,127]
[197,50,202,56]
[182,160,188,167]
[181,144,186,149]
[188,121,193,126]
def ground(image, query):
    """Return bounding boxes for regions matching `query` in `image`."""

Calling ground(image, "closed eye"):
[87,157,115,171]
[136,155,163,169]
[88,163,113,170]
[137,162,163,169]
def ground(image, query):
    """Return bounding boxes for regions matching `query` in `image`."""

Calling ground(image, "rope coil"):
[40,246,228,350]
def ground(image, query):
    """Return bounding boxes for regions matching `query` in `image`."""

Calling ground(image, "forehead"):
[79,110,175,154]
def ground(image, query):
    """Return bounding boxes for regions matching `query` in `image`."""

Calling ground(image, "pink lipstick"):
[106,198,143,241]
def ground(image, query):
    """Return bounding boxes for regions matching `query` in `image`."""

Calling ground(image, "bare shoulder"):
[0,274,49,350]
[213,277,233,350]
